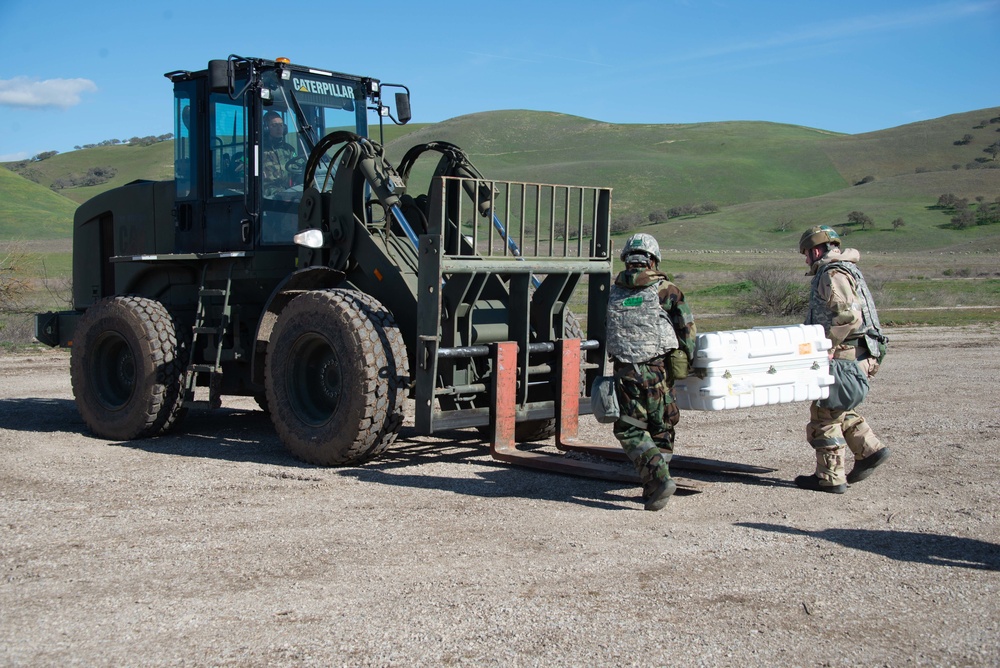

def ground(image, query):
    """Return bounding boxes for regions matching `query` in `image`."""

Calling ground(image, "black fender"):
[251,266,346,385]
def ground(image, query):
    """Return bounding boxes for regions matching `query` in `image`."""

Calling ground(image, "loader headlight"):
[293,228,326,249]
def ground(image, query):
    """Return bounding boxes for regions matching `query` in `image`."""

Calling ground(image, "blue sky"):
[0,0,997,161]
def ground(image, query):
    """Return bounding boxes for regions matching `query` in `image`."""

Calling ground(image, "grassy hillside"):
[0,166,78,239]
[6,141,174,206]
[640,169,1000,252]
[820,109,1000,183]
[383,112,850,217]
[2,106,998,250]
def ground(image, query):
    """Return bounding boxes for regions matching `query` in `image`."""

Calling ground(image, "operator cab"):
[166,56,409,254]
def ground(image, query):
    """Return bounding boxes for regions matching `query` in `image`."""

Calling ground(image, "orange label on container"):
[799,343,812,355]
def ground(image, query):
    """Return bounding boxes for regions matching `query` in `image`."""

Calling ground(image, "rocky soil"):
[1,325,998,666]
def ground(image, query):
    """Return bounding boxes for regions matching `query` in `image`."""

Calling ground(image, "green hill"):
[5,141,174,206]
[3,107,999,251]
[819,109,1000,183]
[383,112,850,216]
[0,165,78,239]
[645,169,1000,253]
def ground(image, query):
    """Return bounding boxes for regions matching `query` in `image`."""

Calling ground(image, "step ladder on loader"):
[184,261,235,410]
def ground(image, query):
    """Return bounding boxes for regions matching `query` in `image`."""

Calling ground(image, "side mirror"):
[208,60,230,94]
[394,92,412,125]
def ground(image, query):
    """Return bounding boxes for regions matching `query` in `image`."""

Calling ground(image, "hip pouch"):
[590,376,620,424]
[819,358,870,411]
[668,348,689,381]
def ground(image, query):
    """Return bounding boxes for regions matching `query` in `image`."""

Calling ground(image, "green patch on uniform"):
[622,296,643,307]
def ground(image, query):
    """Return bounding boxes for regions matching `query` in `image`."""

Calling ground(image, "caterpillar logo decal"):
[292,77,354,101]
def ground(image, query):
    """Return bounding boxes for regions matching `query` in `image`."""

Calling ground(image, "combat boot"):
[794,474,846,494]
[847,447,891,484]
[644,477,677,511]
[795,445,847,494]
[640,452,675,511]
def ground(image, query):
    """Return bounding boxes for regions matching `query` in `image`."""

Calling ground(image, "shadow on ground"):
[737,522,1000,571]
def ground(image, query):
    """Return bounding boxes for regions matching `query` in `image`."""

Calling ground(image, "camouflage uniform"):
[608,267,697,502]
[803,246,888,489]
[262,137,295,198]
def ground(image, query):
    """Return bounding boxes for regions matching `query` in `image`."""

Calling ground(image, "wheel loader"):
[34,55,618,477]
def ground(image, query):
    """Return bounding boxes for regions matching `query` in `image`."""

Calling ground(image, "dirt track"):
[1,325,998,666]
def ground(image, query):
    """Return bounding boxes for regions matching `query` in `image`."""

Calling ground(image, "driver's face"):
[268,118,284,138]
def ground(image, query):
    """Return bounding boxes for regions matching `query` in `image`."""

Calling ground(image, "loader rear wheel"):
[70,296,187,441]
[265,289,409,466]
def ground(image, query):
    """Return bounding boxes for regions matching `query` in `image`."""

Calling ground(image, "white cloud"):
[0,77,98,109]
[0,151,30,162]
[665,0,1000,66]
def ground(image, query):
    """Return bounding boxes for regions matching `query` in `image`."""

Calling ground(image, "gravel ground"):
[1,324,998,667]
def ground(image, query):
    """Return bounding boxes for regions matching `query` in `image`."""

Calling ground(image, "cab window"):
[173,83,198,200]
[209,95,247,198]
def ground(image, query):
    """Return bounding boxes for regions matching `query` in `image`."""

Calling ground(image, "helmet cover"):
[620,233,661,263]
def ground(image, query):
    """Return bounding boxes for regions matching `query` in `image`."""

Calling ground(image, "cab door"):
[203,93,251,251]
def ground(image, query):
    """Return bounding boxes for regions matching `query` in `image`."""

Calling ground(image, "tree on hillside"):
[891,218,905,231]
[977,201,1000,226]
[847,211,874,230]
[611,212,643,233]
[935,193,968,209]
[984,142,1000,161]
[648,210,669,223]
[855,175,875,185]
[50,166,118,190]
[31,151,58,161]
[951,210,976,229]
[954,134,974,145]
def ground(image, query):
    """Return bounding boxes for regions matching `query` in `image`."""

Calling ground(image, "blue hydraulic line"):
[390,204,421,249]
[489,211,541,289]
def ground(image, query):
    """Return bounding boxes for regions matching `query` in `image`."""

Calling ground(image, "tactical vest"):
[606,281,678,363]
[806,261,884,359]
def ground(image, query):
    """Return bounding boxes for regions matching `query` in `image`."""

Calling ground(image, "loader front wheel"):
[70,296,187,441]
[265,289,409,466]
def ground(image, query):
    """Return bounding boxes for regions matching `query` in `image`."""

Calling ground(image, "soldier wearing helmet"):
[796,225,890,493]
[605,233,697,510]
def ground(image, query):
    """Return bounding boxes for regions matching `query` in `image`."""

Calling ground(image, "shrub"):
[50,166,118,190]
[734,265,808,317]
[0,244,31,315]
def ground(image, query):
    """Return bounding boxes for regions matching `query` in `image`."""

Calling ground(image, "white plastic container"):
[673,324,834,411]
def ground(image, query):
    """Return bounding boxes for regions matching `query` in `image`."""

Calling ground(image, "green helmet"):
[798,225,841,254]
[620,232,661,264]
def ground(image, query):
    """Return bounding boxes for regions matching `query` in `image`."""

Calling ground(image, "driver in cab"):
[262,110,296,197]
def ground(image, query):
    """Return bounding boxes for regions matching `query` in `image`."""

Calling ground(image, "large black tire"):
[265,289,409,466]
[70,296,188,441]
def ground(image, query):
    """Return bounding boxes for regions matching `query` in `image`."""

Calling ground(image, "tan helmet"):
[620,232,661,264]
[798,225,841,254]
